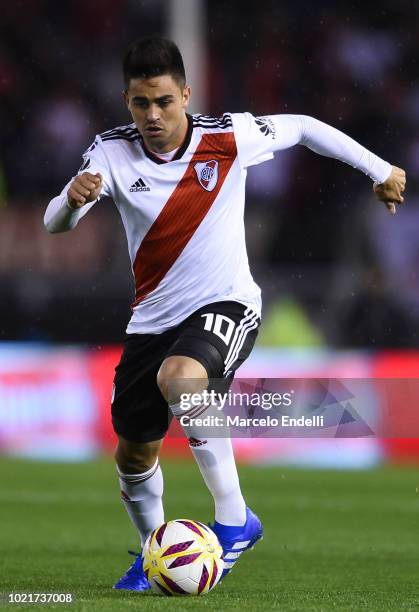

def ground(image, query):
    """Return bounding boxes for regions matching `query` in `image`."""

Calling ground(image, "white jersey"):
[45,112,392,334]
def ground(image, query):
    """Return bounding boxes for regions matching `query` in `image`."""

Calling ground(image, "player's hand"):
[373,166,406,215]
[67,172,103,209]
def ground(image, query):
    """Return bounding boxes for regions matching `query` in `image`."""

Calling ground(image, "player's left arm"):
[263,114,406,214]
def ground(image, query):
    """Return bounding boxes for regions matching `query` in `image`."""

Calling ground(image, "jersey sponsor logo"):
[194,160,219,191]
[130,177,150,192]
[255,116,276,139]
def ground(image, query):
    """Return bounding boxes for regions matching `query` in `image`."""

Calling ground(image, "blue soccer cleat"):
[210,507,263,580]
[113,550,151,591]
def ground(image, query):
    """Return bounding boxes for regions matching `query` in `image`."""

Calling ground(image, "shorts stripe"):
[223,308,252,366]
[223,309,258,374]
[223,317,259,375]
[224,308,256,367]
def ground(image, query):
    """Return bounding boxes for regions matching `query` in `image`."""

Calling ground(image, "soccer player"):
[44,37,406,591]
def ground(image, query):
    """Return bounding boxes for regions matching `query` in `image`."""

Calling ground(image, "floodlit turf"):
[1,456,419,611]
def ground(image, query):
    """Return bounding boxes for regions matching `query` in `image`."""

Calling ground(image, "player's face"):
[124,74,191,153]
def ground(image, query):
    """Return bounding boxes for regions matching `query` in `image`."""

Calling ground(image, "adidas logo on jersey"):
[130,177,150,192]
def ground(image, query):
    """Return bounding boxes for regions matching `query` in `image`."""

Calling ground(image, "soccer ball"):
[143,519,224,596]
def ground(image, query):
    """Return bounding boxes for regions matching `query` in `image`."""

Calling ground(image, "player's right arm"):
[44,136,111,233]
[67,172,103,209]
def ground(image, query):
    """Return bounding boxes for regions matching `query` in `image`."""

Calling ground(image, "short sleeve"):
[230,112,279,169]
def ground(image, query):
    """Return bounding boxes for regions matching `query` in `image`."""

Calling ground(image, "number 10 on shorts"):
[201,313,235,345]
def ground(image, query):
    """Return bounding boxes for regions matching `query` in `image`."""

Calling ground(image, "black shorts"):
[111,301,260,443]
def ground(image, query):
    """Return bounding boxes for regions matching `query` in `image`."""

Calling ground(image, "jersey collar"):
[140,114,193,164]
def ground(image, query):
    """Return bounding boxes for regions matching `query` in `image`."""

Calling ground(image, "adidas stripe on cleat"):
[210,507,263,580]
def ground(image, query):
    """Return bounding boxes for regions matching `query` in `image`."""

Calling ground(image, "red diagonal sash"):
[131,132,237,307]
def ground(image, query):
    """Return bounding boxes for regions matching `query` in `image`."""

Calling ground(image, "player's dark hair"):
[123,37,186,89]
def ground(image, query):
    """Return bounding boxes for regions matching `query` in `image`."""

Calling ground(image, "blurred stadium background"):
[1,3,419,473]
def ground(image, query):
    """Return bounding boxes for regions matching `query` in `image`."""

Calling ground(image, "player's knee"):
[115,437,161,474]
[157,356,208,402]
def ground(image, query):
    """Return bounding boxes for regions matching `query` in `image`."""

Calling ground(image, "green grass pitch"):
[1,456,419,611]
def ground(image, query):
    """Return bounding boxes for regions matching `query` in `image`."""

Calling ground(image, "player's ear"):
[182,85,191,109]
[122,90,130,109]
